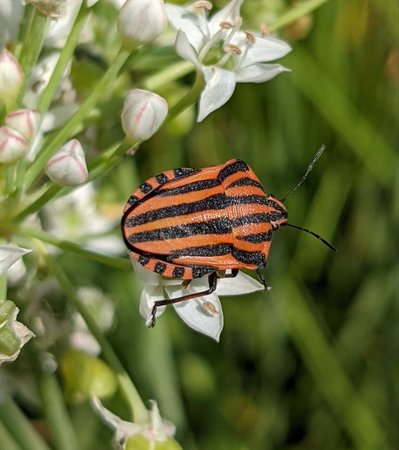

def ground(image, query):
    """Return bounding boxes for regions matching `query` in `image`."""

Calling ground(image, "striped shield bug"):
[121,147,335,327]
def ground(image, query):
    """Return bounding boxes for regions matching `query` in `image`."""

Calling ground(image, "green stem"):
[13,184,61,224]
[47,255,148,423]
[14,6,35,60]
[269,0,330,32]
[24,49,131,191]
[13,141,131,224]
[17,9,48,95]
[31,354,79,450]
[0,422,22,450]
[166,71,204,124]
[0,397,50,450]
[37,1,86,114]
[0,273,7,300]
[143,61,194,91]
[18,228,130,270]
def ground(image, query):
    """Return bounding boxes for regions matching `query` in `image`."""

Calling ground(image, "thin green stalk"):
[0,273,7,300]
[0,422,22,450]
[18,228,130,270]
[14,1,86,194]
[37,1,86,114]
[24,49,131,191]
[13,141,130,223]
[13,184,61,224]
[143,61,194,91]
[31,354,79,450]
[14,6,35,59]
[47,255,148,424]
[17,9,48,92]
[269,0,330,32]
[166,71,204,124]
[0,397,50,450]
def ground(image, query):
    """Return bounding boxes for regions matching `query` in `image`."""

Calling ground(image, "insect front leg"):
[149,272,218,327]
[256,266,272,292]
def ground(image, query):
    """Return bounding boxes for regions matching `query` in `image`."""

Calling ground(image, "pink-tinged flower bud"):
[118,0,167,45]
[0,49,24,110]
[5,109,40,141]
[0,126,28,164]
[121,89,168,142]
[46,139,88,186]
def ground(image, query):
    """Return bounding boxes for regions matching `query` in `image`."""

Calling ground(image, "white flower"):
[0,48,24,110]
[46,139,88,186]
[118,0,168,45]
[0,126,29,164]
[5,109,40,141]
[121,89,168,142]
[166,0,292,121]
[44,182,124,254]
[0,246,31,276]
[0,300,34,366]
[91,397,178,449]
[132,258,264,341]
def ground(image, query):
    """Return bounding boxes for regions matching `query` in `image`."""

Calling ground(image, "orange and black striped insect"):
[121,147,335,326]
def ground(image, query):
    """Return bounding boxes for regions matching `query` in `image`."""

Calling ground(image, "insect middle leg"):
[149,272,218,327]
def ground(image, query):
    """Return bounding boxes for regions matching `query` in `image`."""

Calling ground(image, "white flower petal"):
[130,258,161,286]
[165,4,206,52]
[216,271,264,296]
[0,246,31,276]
[208,0,244,36]
[175,30,201,69]
[235,63,290,83]
[238,35,292,67]
[165,284,223,341]
[139,285,167,325]
[197,66,236,122]
[91,396,141,443]
[147,400,176,440]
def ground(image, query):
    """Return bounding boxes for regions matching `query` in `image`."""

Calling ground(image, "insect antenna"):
[280,145,326,203]
[284,223,336,252]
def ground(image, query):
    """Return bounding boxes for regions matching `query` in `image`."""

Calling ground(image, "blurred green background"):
[80,1,398,449]
[3,0,398,449]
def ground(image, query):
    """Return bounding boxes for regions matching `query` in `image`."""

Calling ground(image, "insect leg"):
[149,272,218,327]
[256,267,272,292]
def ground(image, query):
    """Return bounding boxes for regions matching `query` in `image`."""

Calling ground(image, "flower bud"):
[118,0,167,45]
[60,349,117,404]
[46,139,88,186]
[0,126,28,164]
[5,109,40,141]
[0,49,24,110]
[121,89,168,142]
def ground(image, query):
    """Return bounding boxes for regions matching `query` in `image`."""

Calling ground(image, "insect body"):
[121,159,289,325]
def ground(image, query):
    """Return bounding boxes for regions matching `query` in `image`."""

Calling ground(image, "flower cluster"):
[0,0,295,447]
